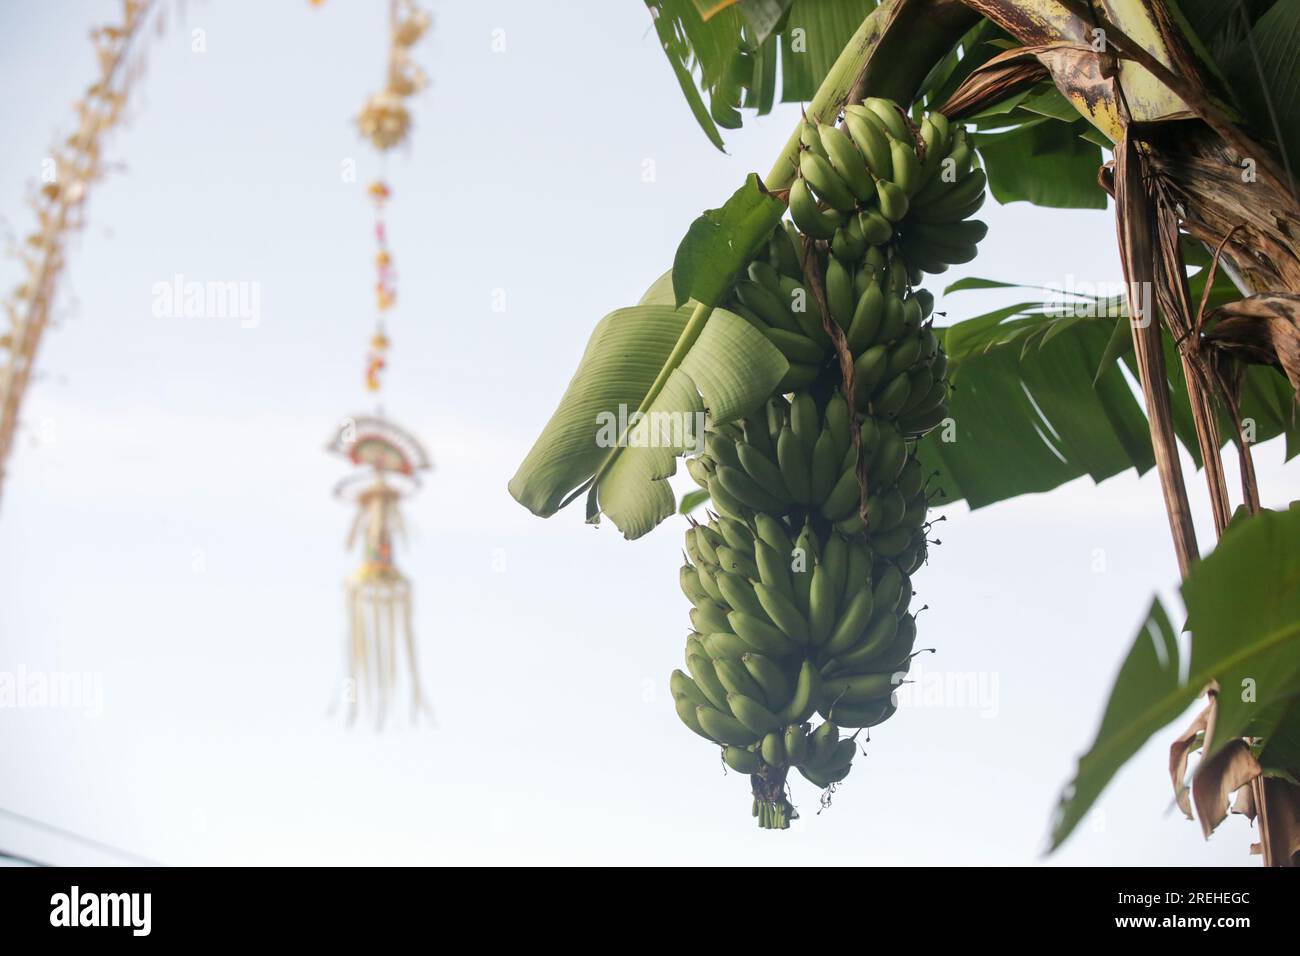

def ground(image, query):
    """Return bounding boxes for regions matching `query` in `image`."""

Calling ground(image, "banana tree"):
[513,0,1300,862]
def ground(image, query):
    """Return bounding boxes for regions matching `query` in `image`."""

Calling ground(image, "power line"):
[0,806,162,867]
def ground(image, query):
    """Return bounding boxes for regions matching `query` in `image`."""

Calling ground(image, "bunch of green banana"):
[788,97,988,278]
[686,393,933,572]
[668,94,981,830]
[673,508,926,813]
[675,402,934,825]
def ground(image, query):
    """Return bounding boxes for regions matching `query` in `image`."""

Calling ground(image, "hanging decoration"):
[327,0,433,727]
[327,417,432,727]
[0,0,162,506]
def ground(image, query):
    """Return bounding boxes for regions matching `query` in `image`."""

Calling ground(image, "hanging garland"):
[0,0,162,505]
[324,0,433,727]
[356,0,429,395]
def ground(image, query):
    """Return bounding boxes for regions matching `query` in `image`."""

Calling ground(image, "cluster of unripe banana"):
[668,98,985,829]
[790,97,988,277]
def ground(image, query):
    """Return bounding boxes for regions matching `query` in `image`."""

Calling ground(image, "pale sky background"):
[0,0,1289,866]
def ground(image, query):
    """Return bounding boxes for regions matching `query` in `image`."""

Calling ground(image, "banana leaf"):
[1222,0,1300,185]
[646,0,880,150]
[1051,504,1300,849]
[509,296,787,539]
[917,273,1298,510]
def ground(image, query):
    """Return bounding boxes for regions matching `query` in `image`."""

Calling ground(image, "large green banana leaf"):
[647,0,880,150]
[596,307,788,537]
[509,304,691,520]
[1051,504,1300,849]
[917,275,1299,510]
[510,171,790,539]
[508,299,787,539]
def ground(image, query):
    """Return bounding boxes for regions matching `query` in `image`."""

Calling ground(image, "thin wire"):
[0,806,162,866]
[0,848,50,867]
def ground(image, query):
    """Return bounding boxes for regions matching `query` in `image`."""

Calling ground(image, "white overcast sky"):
[0,0,1287,865]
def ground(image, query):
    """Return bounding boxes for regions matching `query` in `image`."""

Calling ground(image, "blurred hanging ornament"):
[328,416,433,727]
[0,0,163,506]
[354,0,431,152]
[357,91,411,151]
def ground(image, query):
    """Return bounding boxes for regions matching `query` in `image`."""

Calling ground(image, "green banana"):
[842,107,892,180]
[769,224,803,277]
[716,464,787,512]
[862,97,911,142]
[800,150,858,213]
[831,221,866,264]
[680,565,709,604]
[869,525,913,559]
[809,429,838,504]
[676,696,712,739]
[827,698,895,729]
[819,123,875,202]
[808,562,836,644]
[858,210,892,247]
[698,704,760,746]
[761,731,786,767]
[898,402,949,435]
[725,745,763,774]
[716,570,768,622]
[791,523,816,616]
[823,587,876,658]
[736,443,791,503]
[690,602,732,637]
[686,654,731,712]
[778,660,819,723]
[852,345,889,402]
[671,669,713,708]
[761,325,825,364]
[702,631,753,660]
[790,393,819,450]
[778,276,831,346]
[715,656,768,703]
[876,178,909,222]
[807,720,839,765]
[714,545,759,580]
[819,534,845,603]
[752,580,810,643]
[846,283,884,353]
[754,512,794,558]
[728,611,798,657]
[728,692,782,735]
[824,393,851,463]
[820,467,860,523]
[885,334,923,381]
[889,136,923,196]
[878,292,905,343]
[695,563,725,605]
[799,121,828,158]
[717,515,753,554]
[754,538,794,601]
[869,425,907,484]
[743,652,791,706]
[825,256,855,327]
[784,723,809,763]
[787,177,841,240]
